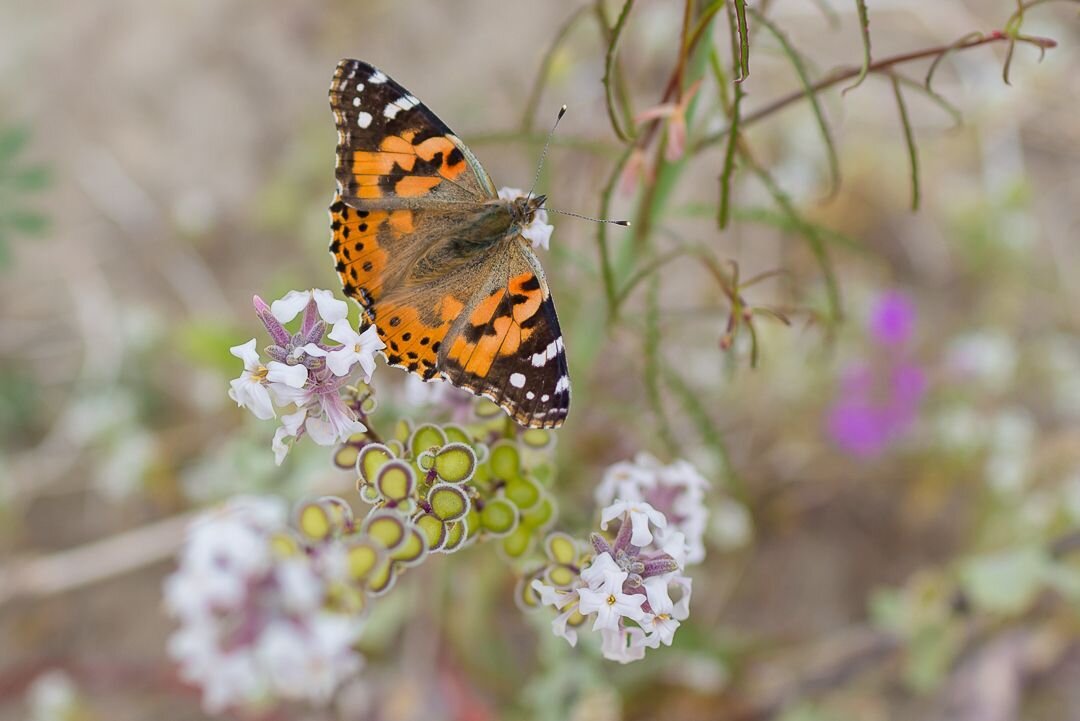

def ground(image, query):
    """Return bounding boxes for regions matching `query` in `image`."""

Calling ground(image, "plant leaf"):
[843,0,872,94]
[750,9,841,200]
[890,75,920,212]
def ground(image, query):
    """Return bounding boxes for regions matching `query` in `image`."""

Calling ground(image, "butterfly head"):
[509,193,547,227]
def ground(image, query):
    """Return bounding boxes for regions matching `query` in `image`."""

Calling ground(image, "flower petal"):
[266,362,308,389]
[270,290,312,324]
[229,339,261,370]
[326,319,361,346]
[312,289,349,324]
[325,348,357,377]
[301,343,329,358]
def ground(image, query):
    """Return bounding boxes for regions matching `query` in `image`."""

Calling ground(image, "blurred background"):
[2,1,1080,719]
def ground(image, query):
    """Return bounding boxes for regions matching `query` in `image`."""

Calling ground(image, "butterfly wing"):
[330,59,496,205]
[330,199,570,428]
[438,239,571,428]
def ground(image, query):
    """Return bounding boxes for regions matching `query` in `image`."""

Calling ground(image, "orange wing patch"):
[373,301,448,380]
[448,272,546,379]
[329,195,392,311]
[345,134,470,200]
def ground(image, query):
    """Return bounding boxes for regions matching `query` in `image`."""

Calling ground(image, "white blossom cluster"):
[532,499,693,663]
[164,496,363,712]
[227,289,384,464]
[595,453,711,564]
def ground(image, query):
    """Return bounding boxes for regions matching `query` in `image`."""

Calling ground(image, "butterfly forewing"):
[330,59,493,204]
[328,59,570,428]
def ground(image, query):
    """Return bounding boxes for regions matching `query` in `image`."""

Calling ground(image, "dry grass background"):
[2,1,1080,719]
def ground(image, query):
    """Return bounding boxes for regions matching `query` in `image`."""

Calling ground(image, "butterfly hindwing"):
[330,59,495,204]
[439,240,570,429]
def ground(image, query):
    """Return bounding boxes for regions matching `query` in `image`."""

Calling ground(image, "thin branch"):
[0,512,197,607]
[697,31,1057,150]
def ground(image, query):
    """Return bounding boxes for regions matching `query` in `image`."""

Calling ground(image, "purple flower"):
[828,361,926,457]
[869,291,916,347]
[827,290,926,458]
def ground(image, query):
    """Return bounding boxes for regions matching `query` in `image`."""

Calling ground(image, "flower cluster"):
[527,500,693,663]
[595,453,710,564]
[226,289,384,464]
[164,496,364,712]
[827,290,927,458]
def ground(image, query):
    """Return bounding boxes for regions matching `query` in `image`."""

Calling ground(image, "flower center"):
[606,594,617,606]
[353,343,362,353]
[252,366,269,382]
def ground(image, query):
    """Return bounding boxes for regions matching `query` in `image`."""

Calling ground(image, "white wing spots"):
[541,394,550,402]
[399,95,419,110]
[383,103,401,120]
[354,82,365,93]
[526,391,535,400]
[356,111,373,128]
[352,97,361,107]
[555,376,570,393]
[531,336,564,367]
[369,70,388,84]
[510,372,526,389]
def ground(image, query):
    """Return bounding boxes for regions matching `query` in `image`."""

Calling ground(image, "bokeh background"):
[2,1,1080,719]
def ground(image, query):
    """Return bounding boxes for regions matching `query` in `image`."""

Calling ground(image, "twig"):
[0,512,197,607]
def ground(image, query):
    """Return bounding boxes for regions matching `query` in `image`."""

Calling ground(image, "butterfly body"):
[328,60,570,428]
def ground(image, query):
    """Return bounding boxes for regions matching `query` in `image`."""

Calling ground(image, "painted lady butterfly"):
[328,60,570,428]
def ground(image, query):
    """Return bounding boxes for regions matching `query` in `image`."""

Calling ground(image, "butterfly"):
[328,59,570,429]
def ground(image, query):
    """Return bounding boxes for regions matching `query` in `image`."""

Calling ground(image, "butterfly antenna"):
[546,208,631,226]
[527,105,631,227]
[527,105,567,201]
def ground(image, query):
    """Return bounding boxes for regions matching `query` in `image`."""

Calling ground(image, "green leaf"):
[433,442,477,484]
[389,527,428,566]
[601,0,637,143]
[959,547,1049,614]
[5,210,48,235]
[743,157,843,323]
[749,9,840,199]
[375,460,416,502]
[717,10,744,230]
[480,497,519,536]
[0,126,30,163]
[520,494,556,530]
[357,443,395,484]
[501,524,534,558]
[8,166,50,192]
[731,0,750,81]
[890,75,921,212]
[488,441,522,481]
[545,532,578,565]
[364,510,407,551]
[413,513,447,551]
[409,423,447,458]
[442,519,467,552]
[344,540,385,581]
[843,0,872,94]
[504,477,541,511]
[298,502,333,541]
[428,483,470,522]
